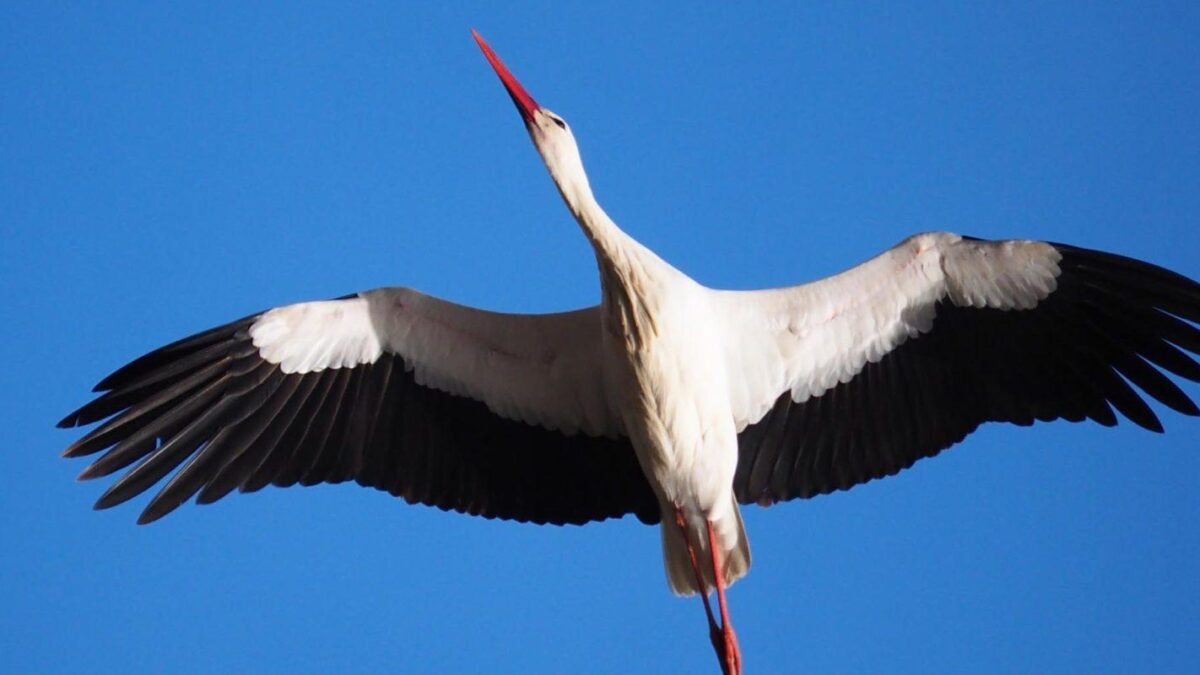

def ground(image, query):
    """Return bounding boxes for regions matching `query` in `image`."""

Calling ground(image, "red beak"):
[472,30,540,124]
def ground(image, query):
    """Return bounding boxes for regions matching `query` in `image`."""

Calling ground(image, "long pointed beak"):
[472,30,540,124]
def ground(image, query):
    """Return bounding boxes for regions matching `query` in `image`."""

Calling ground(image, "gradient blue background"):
[3,3,1198,673]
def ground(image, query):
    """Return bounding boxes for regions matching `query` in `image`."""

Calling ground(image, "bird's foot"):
[723,623,742,675]
[709,622,722,659]
[709,621,742,675]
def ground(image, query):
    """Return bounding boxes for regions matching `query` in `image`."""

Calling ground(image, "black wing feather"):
[736,244,1200,507]
[61,308,659,526]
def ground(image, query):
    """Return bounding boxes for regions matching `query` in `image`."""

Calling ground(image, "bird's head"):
[472,30,591,210]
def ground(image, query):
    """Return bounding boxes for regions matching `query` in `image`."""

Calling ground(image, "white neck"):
[555,166,624,258]
[540,141,669,280]
[539,135,683,347]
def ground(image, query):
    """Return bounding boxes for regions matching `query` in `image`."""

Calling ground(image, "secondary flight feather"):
[60,32,1200,675]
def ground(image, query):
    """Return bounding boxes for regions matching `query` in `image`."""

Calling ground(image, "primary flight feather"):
[60,31,1200,675]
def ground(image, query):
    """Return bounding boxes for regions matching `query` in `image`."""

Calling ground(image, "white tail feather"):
[661,499,751,596]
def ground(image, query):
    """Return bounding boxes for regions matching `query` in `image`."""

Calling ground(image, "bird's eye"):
[550,116,566,129]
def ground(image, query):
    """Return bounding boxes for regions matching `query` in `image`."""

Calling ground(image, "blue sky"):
[3,3,1198,673]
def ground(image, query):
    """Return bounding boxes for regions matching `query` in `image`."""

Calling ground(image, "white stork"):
[59,32,1200,675]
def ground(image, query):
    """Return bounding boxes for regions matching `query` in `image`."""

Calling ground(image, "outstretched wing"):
[59,288,659,526]
[715,232,1200,505]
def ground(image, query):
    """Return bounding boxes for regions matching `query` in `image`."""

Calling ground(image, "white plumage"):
[718,233,1063,426]
[59,33,1200,675]
[252,290,622,437]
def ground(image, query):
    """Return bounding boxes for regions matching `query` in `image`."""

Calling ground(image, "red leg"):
[676,508,739,675]
[707,520,742,675]
[674,507,719,637]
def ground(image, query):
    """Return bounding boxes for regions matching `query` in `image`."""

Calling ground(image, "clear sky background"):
[3,3,1198,674]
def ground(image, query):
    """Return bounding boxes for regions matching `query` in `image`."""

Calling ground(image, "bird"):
[58,31,1200,675]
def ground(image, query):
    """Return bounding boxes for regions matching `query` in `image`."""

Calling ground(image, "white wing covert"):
[715,232,1200,505]
[59,289,658,526]
[251,289,623,437]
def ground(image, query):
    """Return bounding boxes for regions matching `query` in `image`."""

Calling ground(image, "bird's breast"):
[601,290,739,512]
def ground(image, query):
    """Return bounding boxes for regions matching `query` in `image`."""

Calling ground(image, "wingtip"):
[77,462,105,481]
[1178,397,1200,417]
[194,486,223,506]
[92,479,134,510]
[136,507,165,526]
[92,491,117,511]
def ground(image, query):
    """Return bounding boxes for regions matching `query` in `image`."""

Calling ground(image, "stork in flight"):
[59,31,1200,675]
